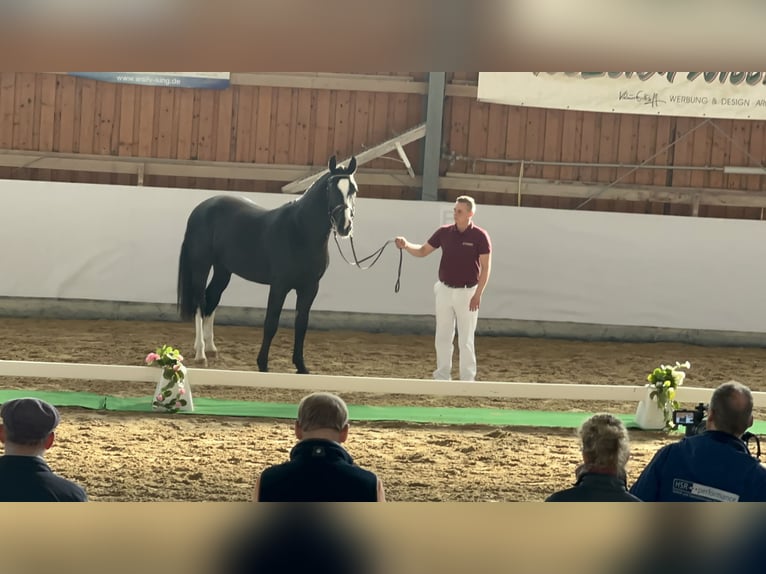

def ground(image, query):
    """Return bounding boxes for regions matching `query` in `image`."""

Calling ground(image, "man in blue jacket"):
[630,381,766,502]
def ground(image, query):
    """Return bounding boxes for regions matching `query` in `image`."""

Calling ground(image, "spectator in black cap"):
[0,398,87,501]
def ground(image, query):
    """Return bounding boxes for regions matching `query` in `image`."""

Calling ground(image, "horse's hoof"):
[194,356,208,367]
[296,367,310,375]
[207,350,217,358]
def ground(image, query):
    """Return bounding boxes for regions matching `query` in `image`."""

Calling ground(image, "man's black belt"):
[442,282,477,289]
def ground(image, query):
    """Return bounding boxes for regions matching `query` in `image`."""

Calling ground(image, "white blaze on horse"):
[177,156,358,373]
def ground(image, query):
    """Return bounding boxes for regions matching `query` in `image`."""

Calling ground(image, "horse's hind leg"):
[194,309,207,364]
[202,266,231,357]
[293,282,319,374]
[257,285,289,372]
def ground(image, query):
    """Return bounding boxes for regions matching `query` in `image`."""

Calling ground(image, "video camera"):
[673,402,762,460]
[673,402,708,437]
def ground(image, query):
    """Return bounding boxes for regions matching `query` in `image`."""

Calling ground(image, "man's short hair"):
[297,393,349,432]
[578,413,630,471]
[455,195,476,214]
[710,381,753,437]
[1,398,60,445]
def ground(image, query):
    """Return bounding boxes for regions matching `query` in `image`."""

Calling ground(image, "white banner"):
[478,72,766,120]
[69,72,230,89]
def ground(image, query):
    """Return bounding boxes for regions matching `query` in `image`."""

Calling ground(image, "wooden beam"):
[440,172,766,209]
[3,359,763,404]
[281,123,427,193]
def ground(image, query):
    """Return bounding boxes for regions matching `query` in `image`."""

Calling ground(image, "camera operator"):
[629,381,766,502]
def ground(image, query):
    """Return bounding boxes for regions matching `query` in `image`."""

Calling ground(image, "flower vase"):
[635,385,665,430]
[152,366,194,413]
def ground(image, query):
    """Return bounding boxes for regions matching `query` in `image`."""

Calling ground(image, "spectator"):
[254,392,385,502]
[0,398,87,501]
[395,195,492,382]
[546,413,641,502]
[630,381,766,501]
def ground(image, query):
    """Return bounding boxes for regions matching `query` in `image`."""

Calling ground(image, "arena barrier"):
[2,359,765,406]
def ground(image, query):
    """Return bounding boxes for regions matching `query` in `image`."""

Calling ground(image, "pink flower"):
[175,401,182,408]
[145,352,160,364]
[156,394,164,402]
[177,354,184,362]
[173,363,182,372]
[179,388,186,395]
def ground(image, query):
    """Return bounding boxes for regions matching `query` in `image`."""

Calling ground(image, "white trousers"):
[433,281,478,381]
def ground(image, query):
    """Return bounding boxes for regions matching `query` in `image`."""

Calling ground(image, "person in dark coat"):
[546,412,641,502]
[0,397,87,501]
[630,381,766,501]
[254,392,385,502]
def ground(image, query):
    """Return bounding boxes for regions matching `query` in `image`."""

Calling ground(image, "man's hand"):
[394,236,408,250]
[469,293,481,311]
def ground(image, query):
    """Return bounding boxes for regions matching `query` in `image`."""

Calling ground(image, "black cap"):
[1,398,60,443]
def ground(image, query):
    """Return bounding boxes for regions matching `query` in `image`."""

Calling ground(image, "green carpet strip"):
[1,389,765,433]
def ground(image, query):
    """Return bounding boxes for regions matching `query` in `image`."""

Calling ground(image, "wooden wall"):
[1,72,764,219]
[444,73,766,219]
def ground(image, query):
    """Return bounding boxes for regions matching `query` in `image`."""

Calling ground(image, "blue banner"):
[69,72,230,90]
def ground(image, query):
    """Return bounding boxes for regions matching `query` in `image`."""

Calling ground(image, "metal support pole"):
[421,72,446,201]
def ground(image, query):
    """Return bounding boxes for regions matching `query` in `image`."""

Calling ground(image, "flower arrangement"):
[146,345,190,414]
[647,360,691,430]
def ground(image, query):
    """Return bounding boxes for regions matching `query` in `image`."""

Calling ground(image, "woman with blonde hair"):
[546,413,641,502]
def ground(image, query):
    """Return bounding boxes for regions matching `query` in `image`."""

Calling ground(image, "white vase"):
[635,385,665,430]
[152,365,194,413]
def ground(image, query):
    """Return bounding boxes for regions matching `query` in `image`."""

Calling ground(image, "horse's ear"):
[328,155,337,173]
[347,156,357,174]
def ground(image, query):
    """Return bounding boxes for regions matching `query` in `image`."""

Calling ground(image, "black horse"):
[177,156,358,373]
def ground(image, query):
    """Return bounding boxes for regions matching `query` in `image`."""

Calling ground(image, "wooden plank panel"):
[310,88,331,167]
[484,103,508,177]
[502,105,526,179]
[196,90,216,162]
[187,91,202,188]
[175,89,195,188]
[541,108,562,183]
[521,107,546,207]
[154,87,175,188]
[592,112,619,212]
[466,99,489,179]
[649,116,674,214]
[136,86,156,158]
[558,110,582,209]
[253,86,273,164]
[704,118,730,218]
[615,113,639,212]
[577,112,599,183]
[36,73,57,182]
[214,87,235,189]
[117,85,137,157]
[446,94,470,174]
[14,73,36,152]
[234,86,253,162]
[274,87,293,164]
[669,117,696,188]
[634,115,657,187]
[689,121,713,190]
[332,89,352,158]
[724,118,752,219]
[404,93,424,172]
[367,91,390,172]
[114,85,136,185]
[51,75,76,182]
[0,73,16,155]
[293,87,313,165]
[94,82,117,184]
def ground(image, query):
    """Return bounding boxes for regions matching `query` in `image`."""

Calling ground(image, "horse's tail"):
[177,235,201,321]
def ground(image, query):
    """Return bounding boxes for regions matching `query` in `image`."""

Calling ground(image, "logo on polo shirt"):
[462,242,474,247]
[672,478,739,501]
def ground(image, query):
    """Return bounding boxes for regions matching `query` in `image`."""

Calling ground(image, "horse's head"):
[326,155,358,237]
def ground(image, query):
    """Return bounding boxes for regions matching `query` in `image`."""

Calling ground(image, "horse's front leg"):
[257,286,289,372]
[293,282,319,374]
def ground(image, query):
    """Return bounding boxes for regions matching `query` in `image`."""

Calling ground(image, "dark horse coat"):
[177,156,358,373]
